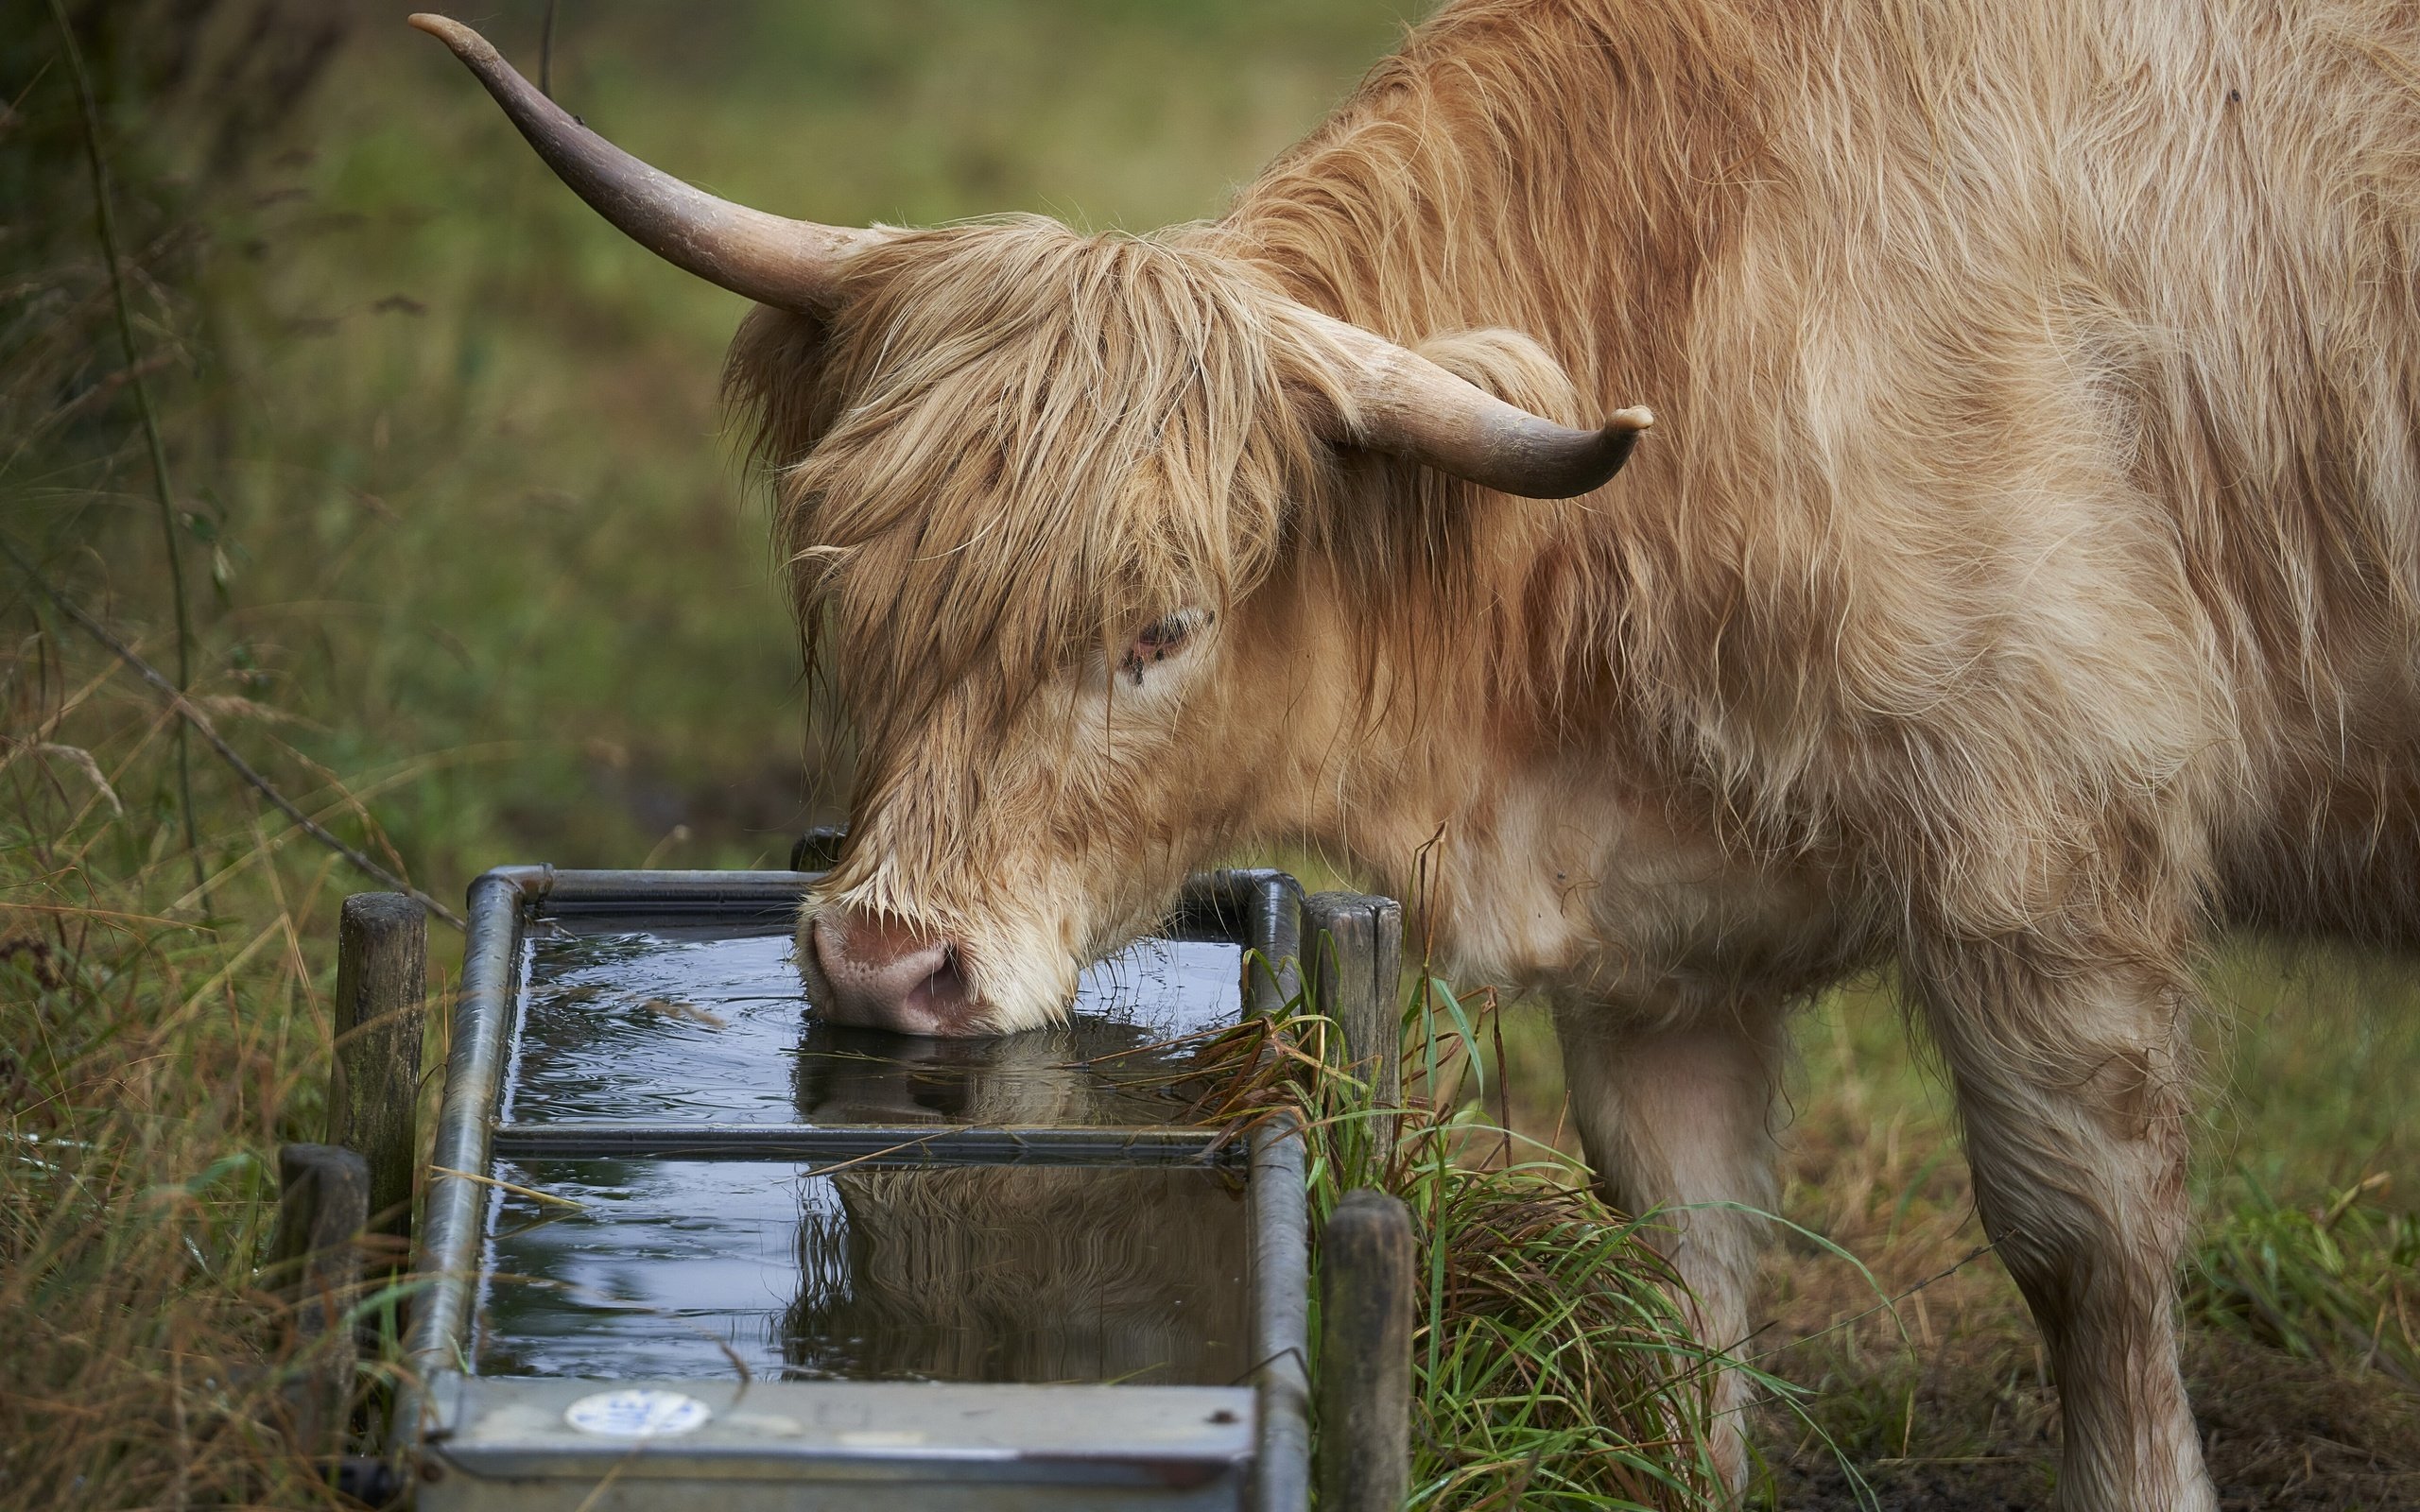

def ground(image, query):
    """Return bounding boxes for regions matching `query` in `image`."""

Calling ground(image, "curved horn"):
[1305,308,1653,499]
[407,14,883,311]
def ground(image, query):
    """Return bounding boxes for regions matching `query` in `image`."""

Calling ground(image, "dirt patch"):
[1763,1336,2420,1509]
[2188,1334,2420,1509]
[1751,1208,2420,1509]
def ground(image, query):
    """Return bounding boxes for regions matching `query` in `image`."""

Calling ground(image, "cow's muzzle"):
[807,907,985,1036]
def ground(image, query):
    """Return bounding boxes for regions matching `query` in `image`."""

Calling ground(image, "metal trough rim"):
[422,1376,1257,1489]
[491,1121,1243,1165]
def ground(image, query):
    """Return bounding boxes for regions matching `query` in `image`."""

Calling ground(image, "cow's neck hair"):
[1213,0,1768,823]
[1228,0,1755,394]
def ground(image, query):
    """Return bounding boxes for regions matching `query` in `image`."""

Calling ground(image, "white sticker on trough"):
[563,1388,713,1438]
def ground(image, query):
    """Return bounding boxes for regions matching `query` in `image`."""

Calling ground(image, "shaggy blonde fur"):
[717,2,2420,1505]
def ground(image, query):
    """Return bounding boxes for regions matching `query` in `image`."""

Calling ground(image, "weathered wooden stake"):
[1316,1187,1415,1512]
[271,1142,370,1456]
[1305,891,1404,1143]
[327,891,426,1252]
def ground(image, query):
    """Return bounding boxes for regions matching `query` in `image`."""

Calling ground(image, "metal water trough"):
[385,860,1403,1512]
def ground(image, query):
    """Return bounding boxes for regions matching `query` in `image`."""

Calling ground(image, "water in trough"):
[474,922,1256,1384]
[504,922,1246,1126]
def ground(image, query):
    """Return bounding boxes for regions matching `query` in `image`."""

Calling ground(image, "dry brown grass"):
[0,632,409,1509]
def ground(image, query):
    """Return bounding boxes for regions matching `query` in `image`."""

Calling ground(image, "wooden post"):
[1316,1188,1415,1512]
[1304,891,1404,1136]
[327,892,425,1253]
[271,1142,370,1456]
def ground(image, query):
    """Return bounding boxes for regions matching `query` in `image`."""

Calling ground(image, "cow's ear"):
[725,303,839,472]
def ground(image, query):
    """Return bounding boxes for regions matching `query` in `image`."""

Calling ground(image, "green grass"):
[2184,1174,2420,1389]
[1757,960,2420,1506]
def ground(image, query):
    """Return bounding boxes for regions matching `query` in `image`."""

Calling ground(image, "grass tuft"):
[1201,978,1783,1511]
[2183,1172,2420,1390]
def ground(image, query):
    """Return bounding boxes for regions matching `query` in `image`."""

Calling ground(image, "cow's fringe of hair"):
[725,219,1354,752]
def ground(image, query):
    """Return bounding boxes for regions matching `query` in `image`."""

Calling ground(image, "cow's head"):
[417,15,1649,1033]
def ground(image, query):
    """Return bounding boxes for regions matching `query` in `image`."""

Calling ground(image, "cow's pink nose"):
[808,909,981,1036]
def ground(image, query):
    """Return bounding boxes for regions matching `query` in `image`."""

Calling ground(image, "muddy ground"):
[1764,1327,2420,1509]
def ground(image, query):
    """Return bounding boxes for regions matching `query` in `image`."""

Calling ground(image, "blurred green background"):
[7,0,1419,884]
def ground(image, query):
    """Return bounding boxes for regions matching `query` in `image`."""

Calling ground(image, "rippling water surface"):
[507,924,1246,1126]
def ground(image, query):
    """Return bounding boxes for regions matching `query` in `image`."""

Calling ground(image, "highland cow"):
[417,4,2420,1505]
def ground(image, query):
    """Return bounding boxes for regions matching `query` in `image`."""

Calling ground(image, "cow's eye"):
[1138,614,1191,653]
[1118,609,1209,686]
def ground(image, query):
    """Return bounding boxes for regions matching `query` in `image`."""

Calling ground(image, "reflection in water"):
[477,1160,1248,1384]
[790,1165,1250,1384]
[789,1015,1224,1127]
[479,1160,805,1379]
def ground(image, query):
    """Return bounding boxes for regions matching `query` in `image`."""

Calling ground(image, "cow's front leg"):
[1553,996,1788,1493]
[1912,947,2215,1512]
